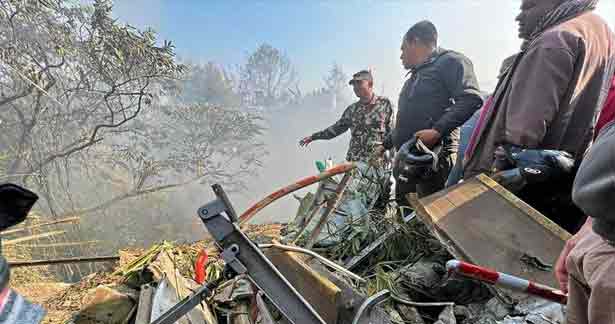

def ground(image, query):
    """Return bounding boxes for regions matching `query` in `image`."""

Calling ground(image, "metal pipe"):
[305,172,353,249]
[239,163,356,226]
[446,259,567,305]
[8,255,120,268]
[258,243,366,283]
[390,294,454,307]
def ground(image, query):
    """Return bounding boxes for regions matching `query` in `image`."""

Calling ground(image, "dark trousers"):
[395,152,455,206]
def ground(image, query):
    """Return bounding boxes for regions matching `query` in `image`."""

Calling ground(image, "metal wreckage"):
[1,158,571,324]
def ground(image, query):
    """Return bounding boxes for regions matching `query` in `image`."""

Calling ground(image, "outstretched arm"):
[299,106,352,146]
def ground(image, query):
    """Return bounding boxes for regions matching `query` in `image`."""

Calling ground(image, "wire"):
[258,243,366,283]
[390,293,455,307]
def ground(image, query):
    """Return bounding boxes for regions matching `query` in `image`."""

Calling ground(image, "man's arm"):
[431,54,484,137]
[310,106,352,140]
[555,217,592,293]
[504,45,575,148]
[384,100,394,141]
[379,101,395,152]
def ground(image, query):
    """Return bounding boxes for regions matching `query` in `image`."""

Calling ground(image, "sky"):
[112,0,615,99]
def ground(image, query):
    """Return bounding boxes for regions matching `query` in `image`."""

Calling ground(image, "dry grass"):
[18,223,283,323]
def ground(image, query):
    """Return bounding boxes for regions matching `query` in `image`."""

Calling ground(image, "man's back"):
[465,12,615,179]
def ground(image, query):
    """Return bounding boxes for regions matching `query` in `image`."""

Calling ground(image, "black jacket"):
[385,48,483,153]
[573,121,615,243]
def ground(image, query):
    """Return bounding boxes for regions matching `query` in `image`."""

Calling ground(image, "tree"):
[63,102,266,218]
[0,0,187,214]
[238,43,298,108]
[178,62,240,107]
[0,0,264,220]
[324,63,347,96]
[324,63,351,111]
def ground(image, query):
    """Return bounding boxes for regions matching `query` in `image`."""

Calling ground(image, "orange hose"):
[239,162,355,226]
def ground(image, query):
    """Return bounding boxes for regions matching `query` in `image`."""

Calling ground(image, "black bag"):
[0,183,38,232]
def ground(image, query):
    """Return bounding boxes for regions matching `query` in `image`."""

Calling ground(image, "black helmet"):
[494,146,576,188]
[394,138,442,184]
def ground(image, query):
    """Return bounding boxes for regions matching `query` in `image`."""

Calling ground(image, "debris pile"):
[24,224,282,324]
[13,164,566,324]
[281,164,566,324]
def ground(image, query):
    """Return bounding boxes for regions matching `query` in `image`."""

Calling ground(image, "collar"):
[359,93,378,106]
[405,47,446,77]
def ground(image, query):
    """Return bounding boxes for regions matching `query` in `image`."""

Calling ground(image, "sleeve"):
[383,101,395,149]
[385,100,394,140]
[504,45,575,147]
[311,105,352,140]
[432,55,484,137]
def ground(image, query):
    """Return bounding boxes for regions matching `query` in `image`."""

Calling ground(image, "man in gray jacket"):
[382,20,483,204]
[554,121,615,324]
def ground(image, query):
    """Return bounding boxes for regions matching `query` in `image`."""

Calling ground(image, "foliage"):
[0,0,184,213]
[0,1,267,220]
[323,62,352,110]
[238,43,298,108]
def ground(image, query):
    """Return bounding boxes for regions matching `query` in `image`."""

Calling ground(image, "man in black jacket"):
[383,21,483,204]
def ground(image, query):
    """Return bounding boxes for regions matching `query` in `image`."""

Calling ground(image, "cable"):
[258,243,366,283]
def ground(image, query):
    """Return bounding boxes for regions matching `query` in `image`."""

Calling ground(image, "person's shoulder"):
[537,28,581,50]
[376,96,393,110]
[438,50,473,68]
[344,101,360,113]
[376,96,392,105]
[537,13,608,51]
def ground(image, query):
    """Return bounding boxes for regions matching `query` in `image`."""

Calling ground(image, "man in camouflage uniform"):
[300,70,393,209]
[299,70,393,165]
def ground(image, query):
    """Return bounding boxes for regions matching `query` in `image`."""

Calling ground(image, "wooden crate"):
[415,174,571,290]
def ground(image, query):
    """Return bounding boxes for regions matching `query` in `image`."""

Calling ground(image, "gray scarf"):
[497,0,598,83]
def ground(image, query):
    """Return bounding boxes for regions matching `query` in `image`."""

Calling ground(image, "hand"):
[373,144,385,157]
[415,129,441,148]
[554,218,592,293]
[299,136,313,147]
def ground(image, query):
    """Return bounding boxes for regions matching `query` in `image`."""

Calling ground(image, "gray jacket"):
[573,121,615,242]
[384,48,483,153]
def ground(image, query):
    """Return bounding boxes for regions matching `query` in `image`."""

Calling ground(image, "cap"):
[349,70,373,85]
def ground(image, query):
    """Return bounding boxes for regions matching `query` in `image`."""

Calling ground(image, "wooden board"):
[266,248,392,324]
[415,174,570,290]
[265,248,341,324]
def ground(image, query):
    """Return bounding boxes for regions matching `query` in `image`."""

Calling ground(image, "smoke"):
[59,0,615,248]
[158,91,353,243]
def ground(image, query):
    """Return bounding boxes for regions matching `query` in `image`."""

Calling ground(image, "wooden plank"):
[476,174,571,241]
[9,255,119,267]
[15,240,100,248]
[265,248,341,324]
[3,230,66,245]
[305,172,353,249]
[135,284,155,324]
[305,259,392,324]
[416,175,567,290]
[1,216,80,235]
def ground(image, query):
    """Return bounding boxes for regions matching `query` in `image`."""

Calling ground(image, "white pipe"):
[258,244,366,283]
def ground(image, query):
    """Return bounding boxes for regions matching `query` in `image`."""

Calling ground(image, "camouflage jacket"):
[312,96,394,162]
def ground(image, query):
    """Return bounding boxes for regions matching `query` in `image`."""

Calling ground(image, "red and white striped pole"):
[446,260,567,305]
